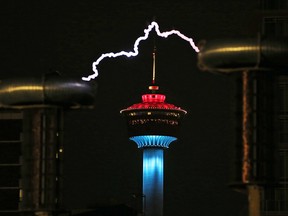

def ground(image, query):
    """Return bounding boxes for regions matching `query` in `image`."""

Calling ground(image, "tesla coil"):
[0,73,96,216]
[198,37,288,216]
[120,59,186,216]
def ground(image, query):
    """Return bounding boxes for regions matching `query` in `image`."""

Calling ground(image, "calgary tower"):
[120,50,187,216]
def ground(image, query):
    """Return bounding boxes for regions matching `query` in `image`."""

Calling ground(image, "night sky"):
[0,1,260,215]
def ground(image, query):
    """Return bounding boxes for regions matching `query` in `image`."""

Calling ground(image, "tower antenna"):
[149,46,159,92]
[152,46,156,84]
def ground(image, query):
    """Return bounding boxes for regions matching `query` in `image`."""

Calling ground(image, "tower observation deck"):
[120,84,186,216]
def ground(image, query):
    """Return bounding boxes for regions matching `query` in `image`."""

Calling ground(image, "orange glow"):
[242,71,251,183]
[2,85,43,93]
[203,46,259,56]
[149,85,159,91]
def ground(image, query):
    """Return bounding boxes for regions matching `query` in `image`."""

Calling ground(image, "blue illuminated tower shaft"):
[130,135,176,216]
[143,148,164,216]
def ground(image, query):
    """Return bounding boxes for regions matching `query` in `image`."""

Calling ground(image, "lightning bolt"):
[82,21,199,81]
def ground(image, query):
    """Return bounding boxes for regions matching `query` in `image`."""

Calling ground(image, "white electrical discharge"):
[82,21,199,81]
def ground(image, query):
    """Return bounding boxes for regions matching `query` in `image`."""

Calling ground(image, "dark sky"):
[0,1,259,215]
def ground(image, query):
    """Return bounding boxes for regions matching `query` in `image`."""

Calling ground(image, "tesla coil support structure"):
[198,37,288,216]
[120,83,186,216]
[0,73,96,216]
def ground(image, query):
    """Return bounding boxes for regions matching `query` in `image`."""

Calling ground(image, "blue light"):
[128,135,177,216]
[143,148,164,216]
[130,135,177,148]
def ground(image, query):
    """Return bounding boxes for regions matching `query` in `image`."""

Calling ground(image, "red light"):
[149,85,159,91]
[121,93,186,111]
[142,94,165,103]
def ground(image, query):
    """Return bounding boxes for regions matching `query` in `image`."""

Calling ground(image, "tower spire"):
[152,46,156,85]
[149,47,159,92]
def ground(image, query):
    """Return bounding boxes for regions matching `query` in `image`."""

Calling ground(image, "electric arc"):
[82,21,199,81]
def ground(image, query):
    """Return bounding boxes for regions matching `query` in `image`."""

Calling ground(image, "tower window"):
[279,150,288,181]
[262,17,288,36]
[277,77,288,145]
[261,0,288,10]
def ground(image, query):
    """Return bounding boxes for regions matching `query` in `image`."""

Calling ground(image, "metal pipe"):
[197,37,288,73]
